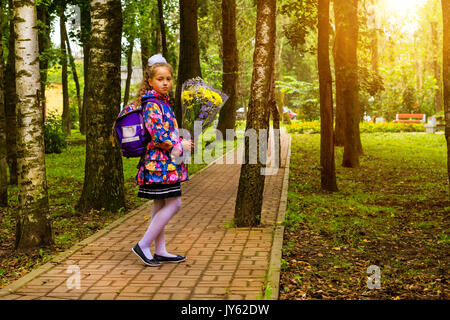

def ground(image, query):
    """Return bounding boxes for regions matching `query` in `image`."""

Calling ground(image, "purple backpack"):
[113,98,162,158]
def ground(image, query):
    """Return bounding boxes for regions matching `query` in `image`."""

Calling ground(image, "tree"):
[0,4,7,207]
[318,0,337,192]
[443,0,450,186]
[13,0,53,250]
[5,0,17,185]
[64,21,82,126]
[157,0,168,60]
[333,0,362,167]
[37,2,51,122]
[234,0,276,227]
[137,0,152,75]
[431,15,442,113]
[216,0,239,140]
[78,0,90,135]
[175,0,202,124]
[60,5,70,135]
[122,0,138,106]
[76,0,125,213]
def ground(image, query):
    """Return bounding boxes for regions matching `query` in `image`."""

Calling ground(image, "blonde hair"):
[133,62,174,107]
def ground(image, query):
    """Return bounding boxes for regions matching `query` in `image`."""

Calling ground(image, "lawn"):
[0,123,245,289]
[280,132,449,299]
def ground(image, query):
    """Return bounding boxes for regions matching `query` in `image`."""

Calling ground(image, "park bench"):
[393,113,426,124]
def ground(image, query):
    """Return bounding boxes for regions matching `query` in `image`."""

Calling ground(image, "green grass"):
[280,132,449,300]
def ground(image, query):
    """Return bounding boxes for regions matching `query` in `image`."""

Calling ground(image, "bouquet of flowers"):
[180,77,228,138]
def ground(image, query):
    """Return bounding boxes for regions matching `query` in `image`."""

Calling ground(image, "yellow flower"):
[167,163,176,171]
[181,90,192,102]
[212,91,222,105]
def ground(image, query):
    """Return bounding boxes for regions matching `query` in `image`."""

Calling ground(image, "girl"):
[132,54,193,267]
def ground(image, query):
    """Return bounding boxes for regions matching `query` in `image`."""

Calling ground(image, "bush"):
[360,122,425,133]
[286,120,425,134]
[44,113,68,154]
[286,121,320,134]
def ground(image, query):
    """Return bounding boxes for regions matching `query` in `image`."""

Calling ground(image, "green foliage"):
[276,76,319,121]
[280,0,317,52]
[286,120,426,134]
[200,53,223,91]
[44,113,68,154]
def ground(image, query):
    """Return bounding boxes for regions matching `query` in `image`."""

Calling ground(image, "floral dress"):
[135,90,189,193]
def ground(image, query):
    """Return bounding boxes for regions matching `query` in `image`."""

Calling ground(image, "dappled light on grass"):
[280,133,448,300]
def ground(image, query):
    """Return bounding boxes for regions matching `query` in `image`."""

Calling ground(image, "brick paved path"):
[0,128,291,300]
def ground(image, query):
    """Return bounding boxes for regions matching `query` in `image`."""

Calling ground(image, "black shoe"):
[154,253,186,263]
[132,243,161,267]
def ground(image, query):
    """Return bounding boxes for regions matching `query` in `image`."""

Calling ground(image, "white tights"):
[138,196,181,259]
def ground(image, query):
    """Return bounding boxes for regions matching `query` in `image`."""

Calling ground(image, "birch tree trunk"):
[217,0,239,140]
[76,0,125,213]
[13,0,53,250]
[318,0,338,192]
[234,0,276,227]
[442,0,450,187]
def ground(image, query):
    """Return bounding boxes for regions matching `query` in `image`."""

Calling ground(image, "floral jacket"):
[135,90,189,185]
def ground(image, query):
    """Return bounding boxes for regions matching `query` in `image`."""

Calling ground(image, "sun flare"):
[378,0,428,35]
[381,0,427,14]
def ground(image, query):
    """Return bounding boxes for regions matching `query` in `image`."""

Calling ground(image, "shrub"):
[287,120,425,134]
[44,113,68,154]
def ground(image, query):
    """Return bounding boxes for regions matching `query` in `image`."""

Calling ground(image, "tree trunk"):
[275,35,284,122]
[37,3,50,122]
[175,0,202,125]
[269,67,281,168]
[318,0,338,192]
[334,0,361,167]
[79,0,90,135]
[157,0,168,61]
[217,0,239,140]
[64,22,82,125]
[5,0,17,185]
[442,0,450,187]
[431,20,443,113]
[368,0,379,75]
[234,0,276,227]
[13,0,53,250]
[123,40,134,106]
[140,12,151,76]
[60,7,70,135]
[76,0,125,214]
[0,8,7,207]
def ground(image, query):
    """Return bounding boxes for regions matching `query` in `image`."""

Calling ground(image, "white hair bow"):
[148,53,167,66]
